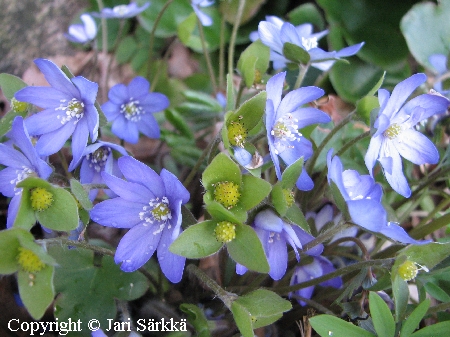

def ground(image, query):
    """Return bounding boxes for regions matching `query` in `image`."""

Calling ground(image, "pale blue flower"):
[90,157,189,282]
[236,209,323,280]
[65,14,97,44]
[265,71,330,190]
[0,117,53,227]
[191,0,214,26]
[101,76,169,143]
[255,16,364,70]
[364,74,449,197]
[92,2,150,19]
[15,58,99,171]
[328,149,430,245]
[429,54,449,95]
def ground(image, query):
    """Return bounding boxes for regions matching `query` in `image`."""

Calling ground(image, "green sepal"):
[0,108,29,138]
[13,188,37,230]
[285,205,310,233]
[356,95,379,126]
[202,153,241,188]
[237,40,270,88]
[230,301,254,337]
[0,228,22,274]
[18,265,55,320]
[180,303,212,337]
[17,231,56,267]
[239,174,271,211]
[272,184,289,216]
[397,242,450,271]
[283,42,310,65]
[309,314,376,337]
[169,220,223,259]
[365,71,385,97]
[0,73,27,100]
[280,157,304,189]
[70,178,93,211]
[226,91,267,135]
[227,223,269,273]
[206,201,247,224]
[17,176,53,189]
[369,292,395,337]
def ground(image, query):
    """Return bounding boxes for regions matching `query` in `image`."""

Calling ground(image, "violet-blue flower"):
[255,16,364,71]
[101,76,169,143]
[0,116,53,228]
[65,14,97,44]
[90,156,189,282]
[14,58,99,172]
[364,73,449,197]
[236,209,323,280]
[191,0,214,26]
[265,71,330,190]
[78,141,128,200]
[328,149,429,245]
[428,54,449,95]
[290,256,342,306]
[92,2,150,19]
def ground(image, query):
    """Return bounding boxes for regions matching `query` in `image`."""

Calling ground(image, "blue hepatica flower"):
[236,209,323,280]
[0,117,53,228]
[364,73,449,197]
[92,2,150,19]
[191,0,214,26]
[102,76,169,143]
[90,156,189,282]
[266,71,331,190]
[255,16,364,71]
[78,141,128,200]
[65,14,97,44]
[290,256,342,306]
[428,54,449,95]
[328,149,430,245]
[15,58,99,172]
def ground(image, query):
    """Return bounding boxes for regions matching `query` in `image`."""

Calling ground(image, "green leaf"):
[227,224,269,273]
[392,274,409,322]
[369,292,395,337]
[401,1,450,69]
[365,71,386,97]
[70,179,93,211]
[13,188,37,231]
[285,205,310,233]
[411,321,450,337]
[237,40,270,88]
[219,0,266,25]
[283,42,310,65]
[288,3,325,29]
[309,314,376,337]
[36,187,79,231]
[0,73,27,100]
[51,245,148,332]
[230,301,254,337]
[228,91,267,133]
[281,157,304,189]
[239,175,271,211]
[165,108,195,139]
[226,74,235,112]
[423,282,450,302]
[115,35,138,64]
[272,184,289,217]
[170,221,223,258]
[400,299,430,337]
[356,96,380,126]
[399,242,450,270]
[18,265,54,320]
[206,201,247,224]
[330,181,350,219]
[180,304,212,337]
[0,228,21,274]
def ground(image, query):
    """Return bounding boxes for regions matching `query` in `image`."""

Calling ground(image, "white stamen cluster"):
[268,231,281,244]
[270,113,302,154]
[139,197,172,234]
[10,166,34,194]
[86,147,111,172]
[301,36,318,50]
[56,98,85,125]
[120,99,144,122]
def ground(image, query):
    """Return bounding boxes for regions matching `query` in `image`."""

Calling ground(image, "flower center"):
[383,123,402,139]
[56,98,85,125]
[301,36,318,50]
[139,197,172,234]
[10,166,34,194]
[11,97,29,113]
[213,181,241,209]
[398,260,418,281]
[87,147,111,172]
[227,121,248,147]
[215,221,236,242]
[17,247,45,273]
[113,5,128,16]
[120,99,144,122]
[282,188,295,207]
[270,114,302,154]
[30,187,54,212]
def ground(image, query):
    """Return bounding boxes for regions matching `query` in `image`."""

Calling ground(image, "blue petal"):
[160,169,190,204]
[336,42,364,57]
[108,83,129,105]
[139,93,170,113]
[280,22,302,46]
[236,263,248,275]
[291,107,330,129]
[394,129,439,165]
[429,54,448,74]
[137,114,160,139]
[295,168,314,191]
[266,72,285,110]
[84,105,99,142]
[192,5,213,26]
[127,76,150,98]
[68,120,89,171]
[381,145,411,198]
[0,144,30,169]
[316,256,342,288]
[254,209,283,232]
[111,116,139,143]
[0,167,21,197]
[34,59,79,98]
[158,221,186,283]
[90,198,145,228]
[258,21,283,54]
[291,225,324,256]
[400,93,449,124]
[378,89,390,111]
[15,87,70,109]
[79,159,95,184]
[24,108,66,135]
[347,199,385,232]
[379,222,431,245]
[7,193,22,228]
[102,172,155,202]
[102,101,121,120]
[327,150,349,200]
[266,231,288,280]
[277,87,324,116]
[365,135,382,175]
[72,76,98,105]
[35,122,75,156]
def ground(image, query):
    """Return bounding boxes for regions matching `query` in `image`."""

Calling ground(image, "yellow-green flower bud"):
[213,181,241,209]
[283,188,295,207]
[227,121,248,147]
[398,260,418,281]
[10,97,29,113]
[215,221,236,243]
[30,187,54,212]
[17,247,45,273]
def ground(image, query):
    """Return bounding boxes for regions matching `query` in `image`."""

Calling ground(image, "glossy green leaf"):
[309,314,376,337]
[0,228,21,274]
[180,303,212,337]
[0,73,27,100]
[239,174,271,211]
[51,245,148,332]
[227,224,269,273]
[369,292,395,337]
[231,301,254,337]
[170,221,223,258]
[400,299,430,337]
[392,274,409,322]
[18,265,54,320]
[401,1,450,69]
[411,321,450,337]
[70,179,93,211]
[356,95,380,126]
[283,42,310,65]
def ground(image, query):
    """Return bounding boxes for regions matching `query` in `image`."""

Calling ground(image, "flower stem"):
[95,0,108,55]
[228,0,246,78]
[197,16,218,93]
[294,63,310,90]
[219,17,226,91]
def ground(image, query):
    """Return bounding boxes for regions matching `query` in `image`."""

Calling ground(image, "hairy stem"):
[227,0,246,78]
